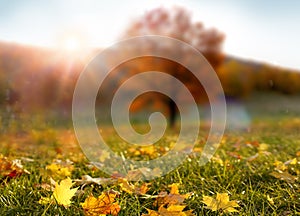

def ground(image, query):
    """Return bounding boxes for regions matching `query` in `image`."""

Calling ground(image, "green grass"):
[0,118,299,215]
[0,93,300,215]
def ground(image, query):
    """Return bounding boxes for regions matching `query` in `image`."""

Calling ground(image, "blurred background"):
[0,0,300,132]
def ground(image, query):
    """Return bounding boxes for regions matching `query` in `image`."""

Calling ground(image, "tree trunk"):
[168,99,177,128]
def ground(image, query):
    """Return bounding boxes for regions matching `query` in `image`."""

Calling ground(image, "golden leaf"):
[46,163,73,180]
[273,160,288,171]
[202,193,239,213]
[81,191,120,216]
[169,183,179,195]
[53,178,78,208]
[142,205,195,216]
[285,158,297,165]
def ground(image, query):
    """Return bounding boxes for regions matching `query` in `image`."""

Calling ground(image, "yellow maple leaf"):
[81,191,121,216]
[169,183,180,195]
[202,193,239,213]
[53,178,78,208]
[142,205,195,216]
[46,163,73,180]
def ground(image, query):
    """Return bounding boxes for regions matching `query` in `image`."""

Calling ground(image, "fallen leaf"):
[0,155,30,179]
[46,162,73,180]
[53,178,78,208]
[118,178,150,195]
[270,171,297,183]
[285,158,297,165]
[202,193,239,213]
[142,205,195,216]
[81,191,120,216]
[154,183,192,207]
[74,175,117,187]
[273,161,288,171]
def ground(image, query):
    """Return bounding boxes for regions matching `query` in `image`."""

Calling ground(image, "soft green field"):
[0,93,300,215]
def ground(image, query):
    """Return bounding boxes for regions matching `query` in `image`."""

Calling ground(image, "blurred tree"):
[114,6,225,127]
[218,60,255,97]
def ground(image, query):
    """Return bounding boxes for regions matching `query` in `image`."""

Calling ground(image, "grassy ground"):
[0,93,300,215]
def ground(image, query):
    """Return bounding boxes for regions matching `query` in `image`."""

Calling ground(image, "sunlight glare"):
[64,37,81,51]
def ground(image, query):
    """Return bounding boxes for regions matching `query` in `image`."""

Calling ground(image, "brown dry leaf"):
[125,167,161,180]
[0,154,30,179]
[118,178,150,195]
[202,193,239,213]
[143,205,195,216]
[270,171,297,183]
[154,183,192,207]
[74,175,117,187]
[81,191,121,216]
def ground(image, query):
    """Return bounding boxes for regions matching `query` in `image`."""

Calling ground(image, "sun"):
[63,36,81,51]
[56,30,88,53]
[61,35,84,52]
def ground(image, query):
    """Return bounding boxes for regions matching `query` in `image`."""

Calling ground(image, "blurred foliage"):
[0,7,300,127]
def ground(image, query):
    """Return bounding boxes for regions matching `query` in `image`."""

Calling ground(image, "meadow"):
[0,92,299,215]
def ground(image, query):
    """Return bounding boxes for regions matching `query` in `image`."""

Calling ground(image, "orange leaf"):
[81,191,120,216]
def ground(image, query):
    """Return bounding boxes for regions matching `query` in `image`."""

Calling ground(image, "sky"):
[0,0,299,69]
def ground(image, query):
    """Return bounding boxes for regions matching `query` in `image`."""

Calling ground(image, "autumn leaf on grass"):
[0,155,30,179]
[39,178,78,208]
[273,161,288,171]
[74,175,117,187]
[143,205,195,216]
[35,177,56,191]
[154,183,192,207]
[118,178,150,195]
[202,193,239,213]
[53,178,78,208]
[270,171,297,183]
[81,191,121,216]
[46,162,73,180]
